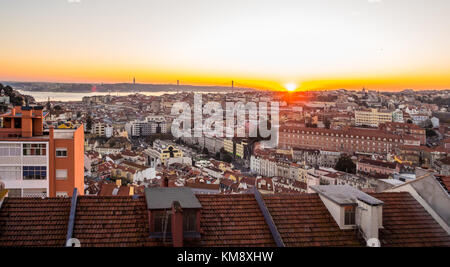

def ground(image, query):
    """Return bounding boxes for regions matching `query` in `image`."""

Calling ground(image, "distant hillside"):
[0,83,35,106]
[1,81,253,93]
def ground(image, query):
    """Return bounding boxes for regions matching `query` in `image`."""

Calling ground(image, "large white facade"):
[0,141,49,197]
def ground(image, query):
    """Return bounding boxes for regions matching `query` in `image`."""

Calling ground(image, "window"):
[0,143,21,156]
[153,210,172,233]
[56,169,68,180]
[344,206,356,225]
[56,192,69,197]
[183,210,198,232]
[56,148,68,157]
[23,166,47,180]
[0,166,21,180]
[23,188,47,198]
[23,144,46,156]
[7,188,21,197]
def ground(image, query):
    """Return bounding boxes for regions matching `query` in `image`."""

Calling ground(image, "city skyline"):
[1,0,450,91]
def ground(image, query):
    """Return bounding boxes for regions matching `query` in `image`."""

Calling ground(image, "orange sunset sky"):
[0,0,449,92]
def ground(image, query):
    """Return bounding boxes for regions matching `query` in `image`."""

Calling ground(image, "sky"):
[0,0,449,91]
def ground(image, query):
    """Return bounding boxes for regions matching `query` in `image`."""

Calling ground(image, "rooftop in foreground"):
[0,187,448,247]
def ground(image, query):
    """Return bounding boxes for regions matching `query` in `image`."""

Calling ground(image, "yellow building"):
[355,109,393,127]
[223,138,234,155]
[146,140,183,166]
[235,140,248,159]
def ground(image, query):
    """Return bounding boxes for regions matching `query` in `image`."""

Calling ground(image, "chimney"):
[171,201,183,247]
[311,185,383,246]
[356,200,383,245]
[21,106,33,137]
[162,176,169,187]
[33,106,44,117]
[145,188,202,246]
[49,125,54,139]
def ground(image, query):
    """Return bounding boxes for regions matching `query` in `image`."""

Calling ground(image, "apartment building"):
[223,138,249,159]
[279,126,419,155]
[197,135,224,154]
[357,158,399,177]
[125,116,167,137]
[380,122,426,145]
[145,140,184,166]
[91,122,113,138]
[0,106,84,197]
[250,155,302,181]
[355,108,393,127]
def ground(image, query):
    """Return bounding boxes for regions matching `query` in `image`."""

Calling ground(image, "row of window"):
[0,166,68,180]
[281,131,399,142]
[23,144,46,156]
[23,166,47,180]
[0,143,67,157]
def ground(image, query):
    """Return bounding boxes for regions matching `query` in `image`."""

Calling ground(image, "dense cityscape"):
[0,0,449,255]
[0,83,449,248]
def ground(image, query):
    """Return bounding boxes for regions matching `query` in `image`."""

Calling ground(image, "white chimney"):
[356,199,383,244]
[311,185,384,246]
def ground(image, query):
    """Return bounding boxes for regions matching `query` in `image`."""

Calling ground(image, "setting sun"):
[285,83,297,92]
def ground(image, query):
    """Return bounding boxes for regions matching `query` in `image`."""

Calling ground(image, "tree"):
[426,129,437,138]
[86,115,93,131]
[222,153,233,163]
[10,95,23,107]
[202,147,209,155]
[335,155,356,174]
[324,119,331,129]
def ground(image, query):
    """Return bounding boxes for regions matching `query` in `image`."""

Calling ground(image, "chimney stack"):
[162,176,169,187]
[171,201,183,247]
[356,200,383,245]
[21,106,33,138]
[311,185,384,246]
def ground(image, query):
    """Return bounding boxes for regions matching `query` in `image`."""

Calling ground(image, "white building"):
[392,109,404,123]
[92,122,113,138]
[125,116,167,137]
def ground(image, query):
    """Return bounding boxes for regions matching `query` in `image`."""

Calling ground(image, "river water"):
[18,90,197,102]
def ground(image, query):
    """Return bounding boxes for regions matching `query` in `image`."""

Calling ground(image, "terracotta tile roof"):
[0,198,71,247]
[358,158,397,169]
[370,192,450,247]
[263,194,363,247]
[435,175,450,193]
[196,194,276,247]
[73,196,156,247]
[98,184,133,196]
[1,192,449,247]
[280,126,408,141]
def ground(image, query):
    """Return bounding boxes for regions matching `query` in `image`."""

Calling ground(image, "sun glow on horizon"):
[285,83,298,92]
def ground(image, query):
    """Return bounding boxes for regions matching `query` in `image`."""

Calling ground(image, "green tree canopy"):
[335,155,356,174]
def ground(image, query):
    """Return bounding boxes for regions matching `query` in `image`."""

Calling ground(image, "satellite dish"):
[367,238,381,247]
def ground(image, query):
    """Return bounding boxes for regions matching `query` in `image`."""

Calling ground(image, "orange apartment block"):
[0,106,84,197]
